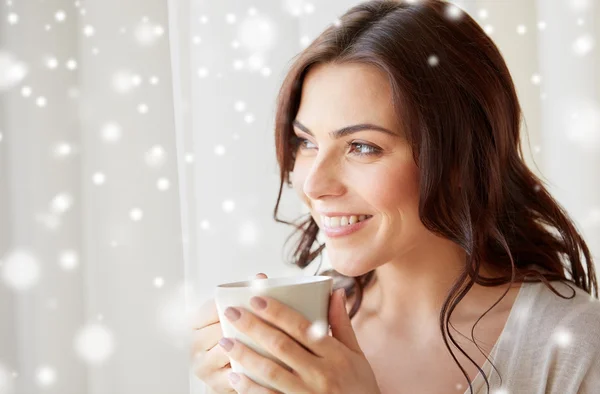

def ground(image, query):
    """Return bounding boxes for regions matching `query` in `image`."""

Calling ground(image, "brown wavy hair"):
[271,0,598,392]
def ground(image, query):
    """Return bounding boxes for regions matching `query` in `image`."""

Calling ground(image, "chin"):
[329,256,374,278]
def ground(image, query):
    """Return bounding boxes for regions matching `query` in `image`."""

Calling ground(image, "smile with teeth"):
[320,214,373,228]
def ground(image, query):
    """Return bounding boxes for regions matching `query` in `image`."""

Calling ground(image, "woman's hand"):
[218,287,381,394]
[191,273,269,394]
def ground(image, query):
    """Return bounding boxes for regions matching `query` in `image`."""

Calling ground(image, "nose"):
[302,153,346,201]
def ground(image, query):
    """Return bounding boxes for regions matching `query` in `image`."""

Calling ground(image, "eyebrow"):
[292,120,398,139]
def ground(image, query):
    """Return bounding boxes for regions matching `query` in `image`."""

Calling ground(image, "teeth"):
[320,214,370,228]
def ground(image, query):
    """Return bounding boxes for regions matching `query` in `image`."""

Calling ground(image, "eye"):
[291,136,317,151]
[347,141,382,157]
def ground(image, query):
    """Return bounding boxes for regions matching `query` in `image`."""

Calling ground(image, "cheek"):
[363,162,420,216]
[290,168,309,205]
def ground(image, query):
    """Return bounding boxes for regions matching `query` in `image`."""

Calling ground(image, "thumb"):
[329,288,362,353]
[255,273,268,279]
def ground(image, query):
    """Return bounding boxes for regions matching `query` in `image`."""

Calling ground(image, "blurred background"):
[0,0,598,393]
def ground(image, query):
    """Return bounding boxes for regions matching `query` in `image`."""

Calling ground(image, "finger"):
[228,372,280,394]
[206,368,238,394]
[193,343,233,380]
[219,338,305,393]
[192,322,223,355]
[191,298,219,330]
[329,288,362,353]
[255,273,268,279]
[205,343,233,371]
[221,306,318,377]
[246,296,337,357]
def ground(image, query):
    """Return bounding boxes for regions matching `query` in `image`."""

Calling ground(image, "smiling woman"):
[267,0,600,393]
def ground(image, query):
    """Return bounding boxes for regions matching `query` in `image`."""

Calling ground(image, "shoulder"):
[523,281,600,392]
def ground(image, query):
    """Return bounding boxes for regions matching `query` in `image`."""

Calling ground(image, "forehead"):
[295,62,398,130]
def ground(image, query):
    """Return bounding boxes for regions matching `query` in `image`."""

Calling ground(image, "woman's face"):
[291,62,427,277]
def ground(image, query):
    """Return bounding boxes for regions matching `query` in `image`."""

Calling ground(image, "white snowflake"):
[20,85,32,97]
[55,10,66,22]
[553,327,572,347]
[111,70,137,94]
[35,366,56,387]
[234,100,246,112]
[1,248,41,291]
[197,67,209,78]
[248,53,264,71]
[238,15,276,52]
[144,145,167,168]
[45,56,59,69]
[131,74,142,86]
[444,4,464,21]
[134,20,162,46]
[200,220,210,230]
[308,320,328,341]
[569,0,592,11]
[226,13,237,24]
[0,51,28,90]
[36,96,47,107]
[156,178,170,191]
[261,67,272,77]
[58,250,79,271]
[239,221,260,246]
[83,25,95,37]
[214,144,226,156]
[7,12,18,25]
[50,192,73,214]
[137,103,149,114]
[222,200,236,213]
[564,99,600,149]
[573,34,594,56]
[299,36,310,48]
[129,208,143,221]
[74,323,115,365]
[53,142,73,158]
[101,122,122,142]
[233,59,244,70]
[0,363,15,394]
[92,172,106,185]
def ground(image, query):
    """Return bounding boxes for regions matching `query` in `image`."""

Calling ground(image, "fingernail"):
[224,307,241,322]
[219,337,234,352]
[250,296,267,310]
[338,288,346,302]
[228,371,240,385]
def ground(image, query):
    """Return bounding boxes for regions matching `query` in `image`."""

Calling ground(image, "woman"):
[192,1,600,393]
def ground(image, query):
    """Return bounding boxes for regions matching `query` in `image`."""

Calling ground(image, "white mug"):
[214,275,333,390]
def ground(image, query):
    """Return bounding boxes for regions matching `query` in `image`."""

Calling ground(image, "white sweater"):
[465,278,600,394]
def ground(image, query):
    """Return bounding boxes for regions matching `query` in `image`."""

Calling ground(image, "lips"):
[319,215,373,238]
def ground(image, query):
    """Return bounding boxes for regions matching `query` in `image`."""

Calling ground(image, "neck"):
[358,232,507,338]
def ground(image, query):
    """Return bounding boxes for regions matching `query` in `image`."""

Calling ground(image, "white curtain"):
[0,0,188,393]
[1,1,598,394]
